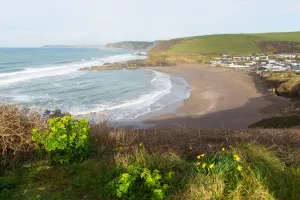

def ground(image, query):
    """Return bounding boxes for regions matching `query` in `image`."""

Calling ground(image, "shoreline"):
[140,64,290,129]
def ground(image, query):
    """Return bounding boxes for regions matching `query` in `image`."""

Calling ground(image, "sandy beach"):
[143,64,290,129]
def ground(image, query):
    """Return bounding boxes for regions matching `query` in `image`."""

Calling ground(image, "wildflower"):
[197,155,201,160]
[237,165,243,171]
[196,162,201,166]
[139,143,143,147]
[200,154,205,157]
[222,147,225,152]
[189,146,193,150]
[202,163,207,168]
[209,164,215,169]
[233,154,240,161]
[119,146,123,151]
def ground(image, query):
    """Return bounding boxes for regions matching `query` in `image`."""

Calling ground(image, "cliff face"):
[104,41,161,50]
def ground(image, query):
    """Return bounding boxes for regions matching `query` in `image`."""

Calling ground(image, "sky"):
[0,0,299,47]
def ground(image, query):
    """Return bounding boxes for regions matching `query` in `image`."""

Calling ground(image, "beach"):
[143,64,290,129]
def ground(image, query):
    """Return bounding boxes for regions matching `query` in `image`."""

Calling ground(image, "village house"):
[276,54,297,59]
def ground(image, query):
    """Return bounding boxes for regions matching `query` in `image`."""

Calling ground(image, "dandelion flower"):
[202,163,207,168]
[222,148,225,152]
[233,154,240,161]
[196,162,201,166]
[197,155,201,160]
[201,154,205,157]
[237,165,243,171]
[209,164,215,169]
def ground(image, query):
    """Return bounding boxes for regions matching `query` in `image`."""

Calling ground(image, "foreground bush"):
[0,103,45,166]
[32,116,91,164]
[109,165,169,200]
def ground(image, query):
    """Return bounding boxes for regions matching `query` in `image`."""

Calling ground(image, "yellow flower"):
[197,155,201,160]
[209,164,215,169]
[233,154,240,161]
[139,143,143,147]
[202,163,207,168]
[196,162,201,166]
[119,146,123,151]
[201,154,205,157]
[237,165,243,171]
[222,147,225,152]
[189,146,193,150]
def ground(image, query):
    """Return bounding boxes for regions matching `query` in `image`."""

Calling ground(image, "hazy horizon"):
[1,0,300,47]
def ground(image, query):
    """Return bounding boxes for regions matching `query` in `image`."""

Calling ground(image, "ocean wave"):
[0,61,29,65]
[0,53,146,86]
[73,70,172,119]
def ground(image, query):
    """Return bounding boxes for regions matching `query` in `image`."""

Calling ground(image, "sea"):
[0,48,191,122]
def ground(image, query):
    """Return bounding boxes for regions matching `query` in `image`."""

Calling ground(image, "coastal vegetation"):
[1,104,300,199]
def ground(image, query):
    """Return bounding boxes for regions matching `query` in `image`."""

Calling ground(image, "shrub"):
[42,109,70,120]
[109,165,169,200]
[0,103,45,167]
[32,116,91,164]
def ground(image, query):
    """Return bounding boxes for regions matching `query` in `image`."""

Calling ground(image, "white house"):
[229,63,250,68]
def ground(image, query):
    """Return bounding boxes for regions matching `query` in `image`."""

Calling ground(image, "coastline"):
[141,64,290,129]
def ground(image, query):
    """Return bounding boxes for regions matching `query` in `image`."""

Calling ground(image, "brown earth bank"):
[149,38,183,52]
[142,64,290,129]
[257,41,300,54]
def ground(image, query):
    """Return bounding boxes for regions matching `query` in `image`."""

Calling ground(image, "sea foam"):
[0,53,146,86]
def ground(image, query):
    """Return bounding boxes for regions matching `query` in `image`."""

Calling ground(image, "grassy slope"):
[170,32,300,54]
[1,125,300,200]
[1,143,300,200]
[148,32,300,64]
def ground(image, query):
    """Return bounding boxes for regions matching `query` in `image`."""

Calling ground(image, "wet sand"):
[142,64,290,129]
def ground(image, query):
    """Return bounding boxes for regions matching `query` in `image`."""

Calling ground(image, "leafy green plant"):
[195,151,244,195]
[32,116,91,164]
[109,165,169,200]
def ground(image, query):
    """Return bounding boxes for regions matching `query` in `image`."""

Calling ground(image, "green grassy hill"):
[148,32,300,64]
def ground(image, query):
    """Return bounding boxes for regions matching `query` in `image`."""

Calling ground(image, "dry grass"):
[0,103,45,166]
[91,124,300,158]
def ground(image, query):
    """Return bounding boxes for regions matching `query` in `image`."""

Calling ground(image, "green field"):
[148,32,300,64]
[170,32,300,54]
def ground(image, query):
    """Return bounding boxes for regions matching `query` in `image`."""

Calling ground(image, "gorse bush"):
[109,165,170,200]
[32,116,91,164]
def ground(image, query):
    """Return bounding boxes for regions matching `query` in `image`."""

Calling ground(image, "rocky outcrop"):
[80,65,124,71]
[263,72,300,98]
[276,79,300,98]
